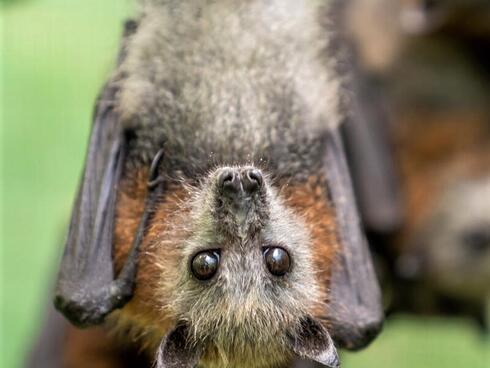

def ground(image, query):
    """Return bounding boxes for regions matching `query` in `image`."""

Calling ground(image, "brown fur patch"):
[62,325,150,368]
[112,169,192,350]
[281,176,340,321]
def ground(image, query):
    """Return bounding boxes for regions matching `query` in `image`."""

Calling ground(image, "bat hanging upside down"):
[51,1,383,367]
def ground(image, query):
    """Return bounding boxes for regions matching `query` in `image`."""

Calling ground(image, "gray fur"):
[115,0,347,179]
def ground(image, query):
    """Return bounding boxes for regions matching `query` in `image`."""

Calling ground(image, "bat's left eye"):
[191,250,220,280]
[263,247,290,276]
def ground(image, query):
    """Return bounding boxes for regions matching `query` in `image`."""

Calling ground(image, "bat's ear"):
[287,317,339,368]
[156,324,203,368]
[323,130,384,350]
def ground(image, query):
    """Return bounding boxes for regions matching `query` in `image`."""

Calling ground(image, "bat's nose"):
[242,168,263,193]
[218,167,263,197]
[218,169,241,195]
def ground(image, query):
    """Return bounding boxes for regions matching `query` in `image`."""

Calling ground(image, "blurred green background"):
[1,0,489,367]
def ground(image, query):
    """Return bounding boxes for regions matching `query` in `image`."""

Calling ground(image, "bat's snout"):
[218,167,264,198]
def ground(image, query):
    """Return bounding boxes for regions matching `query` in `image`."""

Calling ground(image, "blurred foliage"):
[1,1,489,367]
[1,0,29,7]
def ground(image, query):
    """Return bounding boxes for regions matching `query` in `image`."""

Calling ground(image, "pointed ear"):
[323,130,384,350]
[156,324,203,368]
[288,317,339,368]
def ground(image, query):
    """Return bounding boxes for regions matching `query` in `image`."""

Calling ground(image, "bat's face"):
[168,167,322,367]
[114,165,339,368]
[395,117,490,304]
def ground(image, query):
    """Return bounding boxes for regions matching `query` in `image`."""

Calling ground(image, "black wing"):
[53,20,162,327]
[341,73,404,234]
[53,80,133,327]
[323,129,384,350]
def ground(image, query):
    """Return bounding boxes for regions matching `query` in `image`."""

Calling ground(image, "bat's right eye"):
[191,250,220,280]
[263,246,290,276]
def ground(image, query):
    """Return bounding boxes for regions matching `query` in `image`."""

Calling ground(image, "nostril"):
[248,169,263,186]
[243,169,263,194]
[218,169,241,194]
[218,169,233,188]
[462,228,490,255]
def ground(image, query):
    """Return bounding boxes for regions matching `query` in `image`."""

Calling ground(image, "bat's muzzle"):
[218,167,263,198]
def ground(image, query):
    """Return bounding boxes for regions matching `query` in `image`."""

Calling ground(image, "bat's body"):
[117,0,345,175]
[51,1,383,367]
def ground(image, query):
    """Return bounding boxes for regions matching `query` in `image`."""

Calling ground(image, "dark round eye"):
[264,247,290,276]
[191,251,220,280]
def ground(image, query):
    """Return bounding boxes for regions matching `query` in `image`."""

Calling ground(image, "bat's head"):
[114,164,342,368]
[157,166,337,367]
